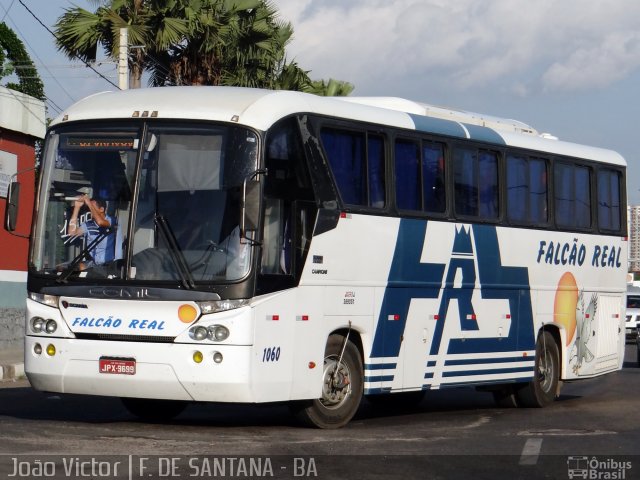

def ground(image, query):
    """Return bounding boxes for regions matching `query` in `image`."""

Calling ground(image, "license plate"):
[99,357,136,375]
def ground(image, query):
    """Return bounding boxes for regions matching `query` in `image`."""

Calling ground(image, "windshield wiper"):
[56,228,114,283]
[154,214,196,289]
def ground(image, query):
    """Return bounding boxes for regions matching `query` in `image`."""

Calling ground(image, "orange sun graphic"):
[553,272,578,346]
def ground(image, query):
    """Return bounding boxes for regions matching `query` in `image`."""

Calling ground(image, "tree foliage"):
[54,0,352,95]
[0,22,45,100]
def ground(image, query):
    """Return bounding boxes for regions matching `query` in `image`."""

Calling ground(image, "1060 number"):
[262,346,281,362]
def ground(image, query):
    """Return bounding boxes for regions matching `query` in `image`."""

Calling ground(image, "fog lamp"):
[212,351,223,364]
[46,344,56,356]
[193,351,204,364]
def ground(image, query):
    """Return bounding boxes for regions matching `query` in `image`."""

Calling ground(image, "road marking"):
[518,429,616,436]
[519,438,543,465]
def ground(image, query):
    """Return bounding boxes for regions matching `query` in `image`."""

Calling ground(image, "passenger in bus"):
[67,191,117,268]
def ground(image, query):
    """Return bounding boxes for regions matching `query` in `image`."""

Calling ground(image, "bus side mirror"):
[242,180,261,235]
[4,181,20,232]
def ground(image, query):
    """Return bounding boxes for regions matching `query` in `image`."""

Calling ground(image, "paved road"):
[0,345,638,479]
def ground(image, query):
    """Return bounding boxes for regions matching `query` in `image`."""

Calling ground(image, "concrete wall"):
[0,274,26,348]
[0,307,24,350]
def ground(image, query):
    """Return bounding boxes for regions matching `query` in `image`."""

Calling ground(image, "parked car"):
[626,295,640,341]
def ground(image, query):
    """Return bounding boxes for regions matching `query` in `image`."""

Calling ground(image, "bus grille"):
[74,333,176,343]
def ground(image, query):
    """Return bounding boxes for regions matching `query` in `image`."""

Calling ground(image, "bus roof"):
[52,86,625,167]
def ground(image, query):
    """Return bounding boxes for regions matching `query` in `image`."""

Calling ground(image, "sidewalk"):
[0,345,25,381]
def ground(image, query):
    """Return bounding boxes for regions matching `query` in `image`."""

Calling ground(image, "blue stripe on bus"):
[408,114,467,138]
[442,366,534,377]
[426,361,437,367]
[444,356,534,366]
[364,363,397,371]
[462,123,506,145]
[364,375,395,383]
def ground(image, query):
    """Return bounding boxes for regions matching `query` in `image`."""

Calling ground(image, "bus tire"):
[291,334,363,429]
[121,397,187,421]
[516,331,560,407]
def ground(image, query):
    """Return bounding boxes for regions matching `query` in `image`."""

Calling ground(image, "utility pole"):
[118,28,129,90]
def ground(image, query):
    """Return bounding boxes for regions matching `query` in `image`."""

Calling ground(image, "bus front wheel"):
[516,331,560,407]
[291,334,363,429]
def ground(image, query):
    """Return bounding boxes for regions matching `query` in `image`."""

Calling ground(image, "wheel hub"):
[320,356,352,409]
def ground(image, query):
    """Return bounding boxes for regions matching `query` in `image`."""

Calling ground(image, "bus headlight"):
[197,299,249,314]
[28,292,59,308]
[31,317,45,333]
[189,326,209,341]
[45,320,58,334]
[208,325,229,342]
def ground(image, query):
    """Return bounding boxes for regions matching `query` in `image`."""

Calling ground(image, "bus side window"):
[262,198,289,274]
[454,148,498,219]
[597,168,622,232]
[555,162,592,229]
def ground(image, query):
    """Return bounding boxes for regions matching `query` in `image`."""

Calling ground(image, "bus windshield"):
[31,122,259,284]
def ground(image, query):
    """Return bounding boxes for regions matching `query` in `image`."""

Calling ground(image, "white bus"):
[7,87,627,428]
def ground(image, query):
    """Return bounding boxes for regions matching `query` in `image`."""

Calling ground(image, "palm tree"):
[147,0,304,89]
[309,78,355,97]
[54,0,188,88]
[54,0,353,95]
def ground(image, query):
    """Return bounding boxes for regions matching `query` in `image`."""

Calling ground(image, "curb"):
[1,362,25,381]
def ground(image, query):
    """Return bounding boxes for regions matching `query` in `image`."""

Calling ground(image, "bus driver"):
[67,191,116,267]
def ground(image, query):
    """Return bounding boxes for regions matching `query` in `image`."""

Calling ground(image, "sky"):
[2,0,640,204]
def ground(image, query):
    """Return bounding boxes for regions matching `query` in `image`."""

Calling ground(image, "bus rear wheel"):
[121,397,187,421]
[516,331,560,407]
[291,334,363,429]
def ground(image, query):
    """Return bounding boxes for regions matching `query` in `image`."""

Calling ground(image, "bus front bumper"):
[24,336,255,403]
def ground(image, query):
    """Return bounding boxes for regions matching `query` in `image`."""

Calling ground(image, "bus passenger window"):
[555,162,591,229]
[395,140,420,210]
[422,142,446,213]
[321,129,366,206]
[507,155,548,224]
[597,169,622,232]
[368,135,386,208]
[454,148,498,219]
[507,155,527,222]
[529,158,548,223]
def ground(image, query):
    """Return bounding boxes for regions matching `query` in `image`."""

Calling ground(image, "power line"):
[17,0,120,90]
[0,0,16,22]
[45,95,63,115]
